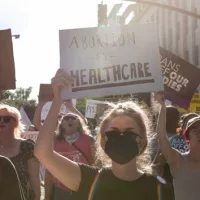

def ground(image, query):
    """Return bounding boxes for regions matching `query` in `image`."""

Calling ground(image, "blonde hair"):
[0,104,25,136]
[95,100,154,174]
[56,113,90,140]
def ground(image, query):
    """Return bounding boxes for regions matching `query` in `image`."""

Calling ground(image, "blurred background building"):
[99,0,200,68]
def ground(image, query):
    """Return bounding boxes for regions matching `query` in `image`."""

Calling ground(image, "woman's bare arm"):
[33,101,46,131]
[34,69,81,192]
[156,93,180,167]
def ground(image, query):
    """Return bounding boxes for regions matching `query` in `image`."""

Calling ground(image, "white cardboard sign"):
[85,99,106,119]
[60,24,163,99]
[41,100,77,120]
[21,131,39,142]
[19,107,32,131]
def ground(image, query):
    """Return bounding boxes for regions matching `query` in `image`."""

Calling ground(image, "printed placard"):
[85,100,106,119]
[59,24,163,99]
[21,131,39,142]
[160,47,200,109]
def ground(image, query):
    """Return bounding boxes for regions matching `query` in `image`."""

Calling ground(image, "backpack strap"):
[72,143,91,165]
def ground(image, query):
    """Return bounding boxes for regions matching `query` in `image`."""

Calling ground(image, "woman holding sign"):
[35,69,165,200]
[155,93,200,200]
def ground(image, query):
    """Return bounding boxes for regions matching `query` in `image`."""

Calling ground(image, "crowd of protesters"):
[0,69,200,200]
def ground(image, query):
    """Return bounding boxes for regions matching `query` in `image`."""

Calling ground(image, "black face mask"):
[104,130,140,165]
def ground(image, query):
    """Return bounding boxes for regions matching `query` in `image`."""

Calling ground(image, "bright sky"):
[0,0,135,99]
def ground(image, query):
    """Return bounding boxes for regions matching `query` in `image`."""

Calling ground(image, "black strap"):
[72,143,91,165]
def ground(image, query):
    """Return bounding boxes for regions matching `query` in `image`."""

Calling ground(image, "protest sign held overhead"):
[0,29,16,90]
[59,24,163,99]
[160,47,200,109]
[85,99,107,119]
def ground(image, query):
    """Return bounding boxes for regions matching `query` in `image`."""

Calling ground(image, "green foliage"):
[0,87,37,121]
[76,98,87,115]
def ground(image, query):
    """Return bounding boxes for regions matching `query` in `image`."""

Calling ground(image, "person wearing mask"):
[35,69,164,200]
[156,93,200,200]
[44,101,95,200]
[0,104,41,200]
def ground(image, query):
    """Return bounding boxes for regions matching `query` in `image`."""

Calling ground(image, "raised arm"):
[33,101,46,131]
[155,93,180,167]
[34,69,81,192]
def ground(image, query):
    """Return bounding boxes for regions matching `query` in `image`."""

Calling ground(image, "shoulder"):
[79,163,99,180]
[75,164,99,197]
[20,139,35,159]
[21,139,35,148]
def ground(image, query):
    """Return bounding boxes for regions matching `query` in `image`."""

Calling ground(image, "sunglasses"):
[0,116,16,123]
[105,130,140,138]
[63,115,77,121]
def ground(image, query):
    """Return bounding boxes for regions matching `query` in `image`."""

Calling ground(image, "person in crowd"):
[178,112,198,136]
[35,69,164,200]
[166,106,189,153]
[0,104,41,200]
[154,106,179,200]
[33,99,87,131]
[156,93,200,200]
[45,110,96,200]
[0,155,25,200]
[41,99,95,200]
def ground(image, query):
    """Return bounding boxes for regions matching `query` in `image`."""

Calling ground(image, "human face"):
[189,122,200,143]
[0,109,17,135]
[61,114,79,134]
[103,114,146,153]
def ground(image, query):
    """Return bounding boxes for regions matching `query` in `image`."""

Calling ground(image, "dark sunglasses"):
[63,115,77,121]
[0,116,16,123]
[105,130,140,138]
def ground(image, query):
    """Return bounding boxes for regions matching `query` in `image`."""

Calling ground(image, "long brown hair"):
[55,113,90,140]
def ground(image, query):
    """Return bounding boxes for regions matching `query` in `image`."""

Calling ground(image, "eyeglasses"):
[105,130,140,138]
[63,115,77,121]
[0,116,16,123]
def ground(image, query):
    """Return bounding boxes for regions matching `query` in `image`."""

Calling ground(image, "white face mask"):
[64,132,80,144]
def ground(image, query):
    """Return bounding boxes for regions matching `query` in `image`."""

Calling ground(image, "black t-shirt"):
[72,164,160,200]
